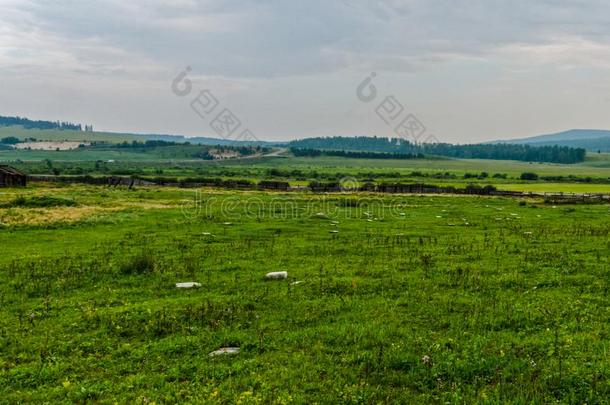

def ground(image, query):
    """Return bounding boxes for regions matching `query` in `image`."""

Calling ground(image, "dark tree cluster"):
[290,136,412,154]
[0,136,20,145]
[291,147,424,160]
[0,115,86,131]
[289,136,586,164]
[421,143,586,164]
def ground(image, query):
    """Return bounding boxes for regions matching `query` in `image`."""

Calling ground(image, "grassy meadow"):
[1,131,610,402]
[1,183,610,403]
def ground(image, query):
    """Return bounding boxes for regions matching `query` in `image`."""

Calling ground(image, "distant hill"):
[497,129,610,152]
[0,126,277,147]
[0,115,278,146]
[143,133,279,147]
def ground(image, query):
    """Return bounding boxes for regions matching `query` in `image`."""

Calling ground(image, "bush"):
[520,172,539,181]
[0,136,20,145]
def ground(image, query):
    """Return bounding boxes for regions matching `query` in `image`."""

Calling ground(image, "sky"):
[2,0,610,143]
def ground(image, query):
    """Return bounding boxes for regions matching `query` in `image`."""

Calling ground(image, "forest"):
[0,115,85,131]
[289,136,586,164]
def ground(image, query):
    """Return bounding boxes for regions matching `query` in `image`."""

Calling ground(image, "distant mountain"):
[143,133,281,147]
[497,129,610,152]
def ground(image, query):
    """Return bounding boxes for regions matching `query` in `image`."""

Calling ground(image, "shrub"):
[520,172,539,181]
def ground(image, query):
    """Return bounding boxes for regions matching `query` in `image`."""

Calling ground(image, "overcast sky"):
[2,0,610,142]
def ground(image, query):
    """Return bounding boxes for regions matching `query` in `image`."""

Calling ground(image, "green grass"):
[0,148,166,162]
[230,155,610,177]
[1,183,609,403]
[0,126,141,143]
[2,132,610,195]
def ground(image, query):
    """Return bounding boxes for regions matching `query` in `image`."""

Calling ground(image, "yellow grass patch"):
[0,201,176,226]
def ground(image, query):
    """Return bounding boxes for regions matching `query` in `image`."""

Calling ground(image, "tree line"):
[0,115,88,131]
[288,136,586,164]
[291,148,424,159]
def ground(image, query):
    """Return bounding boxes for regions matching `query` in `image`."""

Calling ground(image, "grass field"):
[0,126,140,143]
[1,183,610,403]
[2,127,610,195]
[4,149,610,176]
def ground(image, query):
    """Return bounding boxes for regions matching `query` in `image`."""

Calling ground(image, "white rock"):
[208,347,240,356]
[265,271,288,280]
[176,282,202,289]
[290,280,303,286]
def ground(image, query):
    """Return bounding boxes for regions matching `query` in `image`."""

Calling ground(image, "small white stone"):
[208,347,240,357]
[265,271,288,280]
[176,282,202,289]
[290,280,303,286]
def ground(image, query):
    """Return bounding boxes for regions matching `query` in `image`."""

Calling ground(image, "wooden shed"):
[0,165,27,187]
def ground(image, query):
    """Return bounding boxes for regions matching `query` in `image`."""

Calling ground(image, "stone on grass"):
[176,282,202,289]
[265,271,288,280]
[208,347,240,356]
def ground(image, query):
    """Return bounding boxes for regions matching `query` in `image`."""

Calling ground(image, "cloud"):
[3,0,610,79]
[2,0,610,140]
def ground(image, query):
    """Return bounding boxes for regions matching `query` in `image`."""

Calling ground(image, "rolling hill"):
[498,129,610,151]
